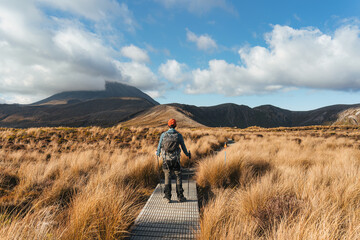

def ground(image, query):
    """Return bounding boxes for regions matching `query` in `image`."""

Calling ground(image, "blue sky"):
[1,0,360,110]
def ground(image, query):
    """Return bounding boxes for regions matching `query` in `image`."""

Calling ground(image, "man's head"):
[168,118,177,128]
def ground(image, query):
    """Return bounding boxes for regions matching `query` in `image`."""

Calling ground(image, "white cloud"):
[0,1,46,45]
[144,90,162,99]
[53,27,111,59]
[114,61,159,90]
[186,29,217,51]
[155,0,234,15]
[185,24,360,95]
[3,94,41,105]
[38,0,137,32]
[159,60,188,83]
[0,1,160,104]
[121,45,150,63]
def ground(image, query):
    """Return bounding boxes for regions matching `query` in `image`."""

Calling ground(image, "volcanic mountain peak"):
[33,81,159,106]
[1,81,360,128]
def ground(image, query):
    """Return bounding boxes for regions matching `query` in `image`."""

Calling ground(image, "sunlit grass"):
[196,132,360,239]
[0,125,359,239]
[0,126,227,239]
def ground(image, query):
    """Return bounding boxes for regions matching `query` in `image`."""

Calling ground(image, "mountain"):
[290,104,360,126]
[169,103,254,128]
[0,97,155,128]
[120,105,205,128]
[0,82,159,128]
[121,103,360,128]
[332,106,360,125]
[1,81,360,128]
[168,103,294,128]
[33,81,159,106]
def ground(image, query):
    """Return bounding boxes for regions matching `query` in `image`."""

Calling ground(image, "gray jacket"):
[156,128,189,157]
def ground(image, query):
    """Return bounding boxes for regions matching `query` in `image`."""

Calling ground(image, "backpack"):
[162,132,179,153]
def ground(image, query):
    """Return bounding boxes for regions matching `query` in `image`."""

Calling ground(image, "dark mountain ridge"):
[0,82,359,128]
[33,81,159,106]
[0,97,154,128]
[169,103,255,128]
[0,82,159,128]
[162,103,360,128]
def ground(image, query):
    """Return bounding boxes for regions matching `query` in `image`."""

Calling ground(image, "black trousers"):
[162,160,184,198]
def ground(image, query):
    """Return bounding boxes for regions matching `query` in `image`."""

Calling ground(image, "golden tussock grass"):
[0,127,161,239]
[196,132,360,239]
[62,184,142,240]
[0,126,225,239]
[1,125,360,239]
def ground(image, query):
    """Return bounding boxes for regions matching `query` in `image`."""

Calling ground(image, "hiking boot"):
[178,195,187,202]
[164,184,171,203]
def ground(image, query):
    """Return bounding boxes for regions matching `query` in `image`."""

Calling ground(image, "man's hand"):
[188,151,191,159]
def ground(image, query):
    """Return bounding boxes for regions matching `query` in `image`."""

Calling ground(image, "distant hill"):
[121,103,360,128]
[168,103,293,128]
[0,97,155,128]
[0,82,159,128]
[120,105,205,128]
[332,107,360,125]
[33,81,159,106]
[1,81,360,128]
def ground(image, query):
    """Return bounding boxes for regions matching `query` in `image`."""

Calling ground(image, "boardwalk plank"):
[130,180,200,239]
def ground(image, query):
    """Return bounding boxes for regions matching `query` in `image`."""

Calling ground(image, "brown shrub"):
[252,192,303,235]
[196,152,272,189]
[62,184,142,240]
[0,172,20,192]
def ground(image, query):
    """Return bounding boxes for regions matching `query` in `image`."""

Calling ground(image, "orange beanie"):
[168,119,177,128]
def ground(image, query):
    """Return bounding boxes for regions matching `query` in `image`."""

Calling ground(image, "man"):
[156,119,191,203]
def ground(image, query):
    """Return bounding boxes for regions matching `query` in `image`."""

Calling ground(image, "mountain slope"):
[0,97,154,128]
[0,82,160,128]
[332,106,360,125]
[253,105,293,127]
[1,81,360,128]
[33,81,159,106]
[290,104,360,126]
[120,105,205,128]
[170,103,293,128]
[169,103,255,128]
[121,103,360,128]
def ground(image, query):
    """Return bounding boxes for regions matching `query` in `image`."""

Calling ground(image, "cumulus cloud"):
[39,0,137,32]
[186,29,217,51]
[0,0,160,103]
[115,61,159,90]
[121,45,150,63]
[159,60,189,83]
[185,24,360,95]
[143,90,162,99]
[155,0,234,15]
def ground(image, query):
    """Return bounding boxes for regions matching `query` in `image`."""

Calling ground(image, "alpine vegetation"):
[0,125,359,239]
[196,127,360,239]
[0,126,225,239]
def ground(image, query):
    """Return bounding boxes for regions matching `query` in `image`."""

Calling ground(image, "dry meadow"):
[0,125,359,239]
[196,126,360,240]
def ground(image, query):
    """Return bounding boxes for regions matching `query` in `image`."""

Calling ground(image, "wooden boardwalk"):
[129,179,200,239]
